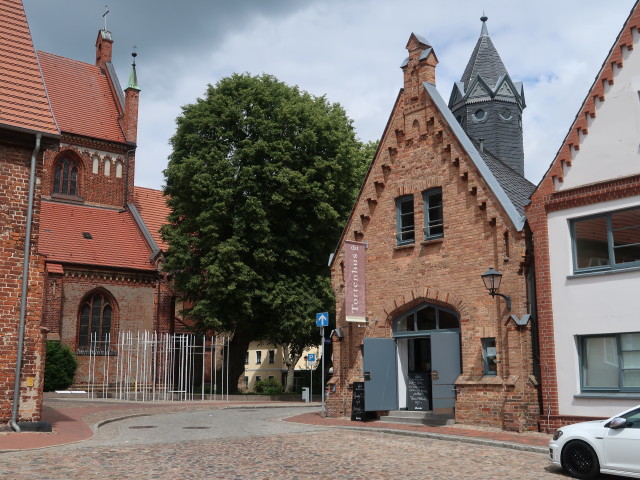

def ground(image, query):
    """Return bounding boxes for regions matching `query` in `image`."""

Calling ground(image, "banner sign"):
[344,240,366,323]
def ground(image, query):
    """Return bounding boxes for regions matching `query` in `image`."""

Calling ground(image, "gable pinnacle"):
[127,48,140,90]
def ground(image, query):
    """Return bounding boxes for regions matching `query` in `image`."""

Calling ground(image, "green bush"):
[44,341,78,392]
[254,377,283,395]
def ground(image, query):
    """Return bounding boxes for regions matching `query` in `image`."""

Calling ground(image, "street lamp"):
[481,267,512,311]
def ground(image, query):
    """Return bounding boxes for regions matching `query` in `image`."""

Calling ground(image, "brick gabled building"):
[327,19,540,431]
[0,0,60,425]
[528,1,640,432]
[36,26,177,382]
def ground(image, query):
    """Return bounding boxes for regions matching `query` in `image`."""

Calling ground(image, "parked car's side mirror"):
[609,417,627,429]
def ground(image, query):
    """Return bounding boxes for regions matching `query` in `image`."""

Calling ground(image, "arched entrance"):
[363,303,461,415]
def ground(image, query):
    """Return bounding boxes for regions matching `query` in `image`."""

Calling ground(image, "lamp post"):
[481,267,512,311]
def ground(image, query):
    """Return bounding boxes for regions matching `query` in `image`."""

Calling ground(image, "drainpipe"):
[11,133,42,432]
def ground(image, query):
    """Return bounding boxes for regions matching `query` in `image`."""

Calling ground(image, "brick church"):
[0,0,175,426]
[327,18,540,431]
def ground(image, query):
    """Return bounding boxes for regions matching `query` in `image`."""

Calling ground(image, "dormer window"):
[472,109,487,122]
[53,157,79,196]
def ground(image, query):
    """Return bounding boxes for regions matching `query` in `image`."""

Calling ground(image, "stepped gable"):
[37,51,126,143]
[0,0,58,135]
[543,1,640,188]
[40,201,154,271]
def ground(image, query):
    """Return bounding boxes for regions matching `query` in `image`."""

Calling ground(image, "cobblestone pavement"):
[0,405,595,480]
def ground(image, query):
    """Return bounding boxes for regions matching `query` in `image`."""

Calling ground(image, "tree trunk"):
[282,344,301,393]
[226,330,252,394]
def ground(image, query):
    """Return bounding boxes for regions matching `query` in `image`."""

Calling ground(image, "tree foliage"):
[163,73,371,390]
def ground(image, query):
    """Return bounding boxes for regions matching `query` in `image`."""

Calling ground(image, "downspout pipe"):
[11,133,42,432]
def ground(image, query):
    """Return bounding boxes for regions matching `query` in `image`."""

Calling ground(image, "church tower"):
[449,16,526,175]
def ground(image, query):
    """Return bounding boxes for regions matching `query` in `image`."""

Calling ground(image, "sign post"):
[307,353,315,402]
[316,312,329,416]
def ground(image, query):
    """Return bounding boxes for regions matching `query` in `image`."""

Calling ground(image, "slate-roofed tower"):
[449,15,526,175]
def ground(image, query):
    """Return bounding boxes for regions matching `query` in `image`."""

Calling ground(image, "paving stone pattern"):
[0,404,584,480]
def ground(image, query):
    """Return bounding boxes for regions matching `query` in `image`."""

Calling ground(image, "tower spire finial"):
[102,5,109,31]
[480,13,489,36]
[127,46,140,90]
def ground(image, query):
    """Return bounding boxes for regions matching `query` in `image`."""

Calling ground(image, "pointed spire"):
[127,49,140,91]
[459,15,507,90]
[480,13,489,36]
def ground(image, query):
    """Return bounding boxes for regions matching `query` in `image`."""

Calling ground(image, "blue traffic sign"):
[307,353,316,363]
[316,312,329,327]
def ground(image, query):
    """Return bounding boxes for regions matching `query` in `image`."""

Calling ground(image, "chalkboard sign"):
[407,372,430,411]
[351,382,365,421]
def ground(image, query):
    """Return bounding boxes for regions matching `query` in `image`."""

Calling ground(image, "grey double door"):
[363,331,460,413]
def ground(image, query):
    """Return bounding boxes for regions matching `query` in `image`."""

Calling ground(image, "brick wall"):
[45,268,156,384]
[41,139,133,209]
[326,43,539,431]
[0,140,47,423]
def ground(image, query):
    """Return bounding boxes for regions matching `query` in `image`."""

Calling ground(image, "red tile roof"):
[132,186,171,251]
[0,0,58,136]
[40,201,155,271]
[37,51,126,143]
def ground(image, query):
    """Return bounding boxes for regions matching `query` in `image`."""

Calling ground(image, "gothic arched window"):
[78,292,113,351]
[53,157,79,196]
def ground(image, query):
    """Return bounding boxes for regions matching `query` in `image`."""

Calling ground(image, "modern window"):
[255,375,262,383]
[580,333,640,392]
[268,350,275,364]
[256,351,262,364]
[393,303,459,336]
[572,206,640,272]
[53,157,79,196]
[423,188,443,240]
[481,338,497,376]
[396,195,415,245]
[78,291,112,353]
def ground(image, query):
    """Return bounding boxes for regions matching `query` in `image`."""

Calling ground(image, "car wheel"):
[561,440,600,479]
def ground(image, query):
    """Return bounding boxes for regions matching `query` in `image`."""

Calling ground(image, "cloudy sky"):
[23,0,637,190]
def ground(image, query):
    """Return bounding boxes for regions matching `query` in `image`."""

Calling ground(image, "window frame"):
[579,332,640,393]
[53,156,80,197]
[256,350,262,364]
[395,195,415,246]
[268,349,275,364]
[481,337,497,376]
[571,206,640,274]
[422,187,444,241]
[392,302,460,338]
[77,291,114,355]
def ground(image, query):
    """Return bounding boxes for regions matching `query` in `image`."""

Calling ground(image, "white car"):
[549,404,640,479]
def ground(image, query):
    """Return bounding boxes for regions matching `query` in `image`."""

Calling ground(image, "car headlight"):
[552,430,563,441]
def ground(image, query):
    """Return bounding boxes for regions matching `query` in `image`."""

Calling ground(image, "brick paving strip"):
[283,411,550,453]
[0,400,551,454]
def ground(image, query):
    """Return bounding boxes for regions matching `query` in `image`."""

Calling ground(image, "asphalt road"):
[0,406,600,479]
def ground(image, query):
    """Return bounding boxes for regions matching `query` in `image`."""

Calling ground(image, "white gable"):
[559,32,640,190]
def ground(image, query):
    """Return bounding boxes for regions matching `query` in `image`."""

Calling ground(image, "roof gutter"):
[11,132,42,432]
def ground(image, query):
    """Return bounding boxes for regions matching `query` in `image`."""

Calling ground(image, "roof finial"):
[102,5,109,31]
[480,12,489,36]
[127,46,140,90]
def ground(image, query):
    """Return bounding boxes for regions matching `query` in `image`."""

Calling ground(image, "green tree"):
[163,73,370,391]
